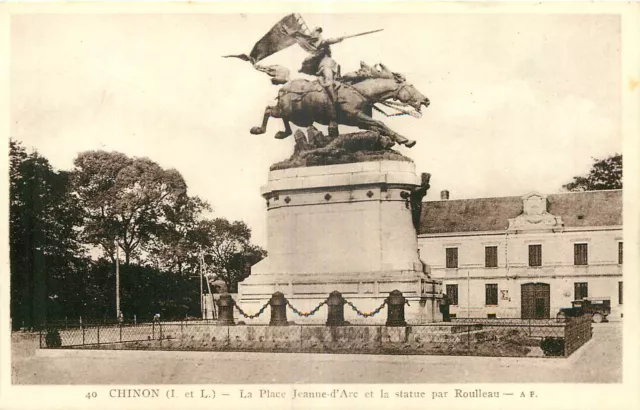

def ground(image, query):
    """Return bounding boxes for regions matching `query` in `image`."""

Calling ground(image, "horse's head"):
[374,64,430,112]
[393,81,430,114]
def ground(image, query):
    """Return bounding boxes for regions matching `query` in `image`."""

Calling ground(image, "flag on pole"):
[223,13,307,64]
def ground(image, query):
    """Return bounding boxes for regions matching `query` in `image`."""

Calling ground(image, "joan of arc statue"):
[287,26,346,137]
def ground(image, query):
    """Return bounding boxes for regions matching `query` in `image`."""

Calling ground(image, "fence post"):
[467,325,471,353]
[217,293,236,326]
[269,291,288,326]
[97,323,100,345]
[119,323,123,343]
[152,321,155,340]
[386,290,407,327]
[326,291,345,326]
[82,324,85,345]
[528,318,532,337]
[39,328,42,348]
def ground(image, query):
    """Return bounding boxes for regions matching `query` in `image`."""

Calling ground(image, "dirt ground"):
[10,322,621,384]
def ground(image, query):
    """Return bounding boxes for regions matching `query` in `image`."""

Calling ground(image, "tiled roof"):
[419,190,622,235]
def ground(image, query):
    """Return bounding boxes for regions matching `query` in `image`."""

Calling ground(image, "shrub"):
[45,328,62,348]
[540,337,565,356]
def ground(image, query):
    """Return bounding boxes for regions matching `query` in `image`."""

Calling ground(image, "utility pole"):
[199,249,204,319]
[116,242,121,320]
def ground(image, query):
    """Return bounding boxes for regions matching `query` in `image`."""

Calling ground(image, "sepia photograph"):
[1,2,639,410]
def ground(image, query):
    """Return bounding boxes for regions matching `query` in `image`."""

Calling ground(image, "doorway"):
[521,282,550,319]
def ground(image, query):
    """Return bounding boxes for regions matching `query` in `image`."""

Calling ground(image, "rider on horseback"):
[287,26,345,138]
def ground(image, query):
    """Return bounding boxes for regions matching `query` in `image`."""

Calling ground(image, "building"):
[418,189,623,320]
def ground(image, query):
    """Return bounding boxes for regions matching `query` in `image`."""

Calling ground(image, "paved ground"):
[11,322,621,384]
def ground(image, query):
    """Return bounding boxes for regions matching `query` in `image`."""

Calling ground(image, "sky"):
[10,13,622,247]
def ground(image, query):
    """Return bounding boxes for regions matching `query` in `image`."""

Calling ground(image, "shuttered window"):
[574,282,588,300]
[619,242,623,264]
[446,284,458,305]
[485,284,498,305]
[446,248,458,269]
[529,244,542,267]
[619,281,623,305]
[485,246,498,268]
[574,243,588,265]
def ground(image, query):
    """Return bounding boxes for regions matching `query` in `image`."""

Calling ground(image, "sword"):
[340,28,384,41]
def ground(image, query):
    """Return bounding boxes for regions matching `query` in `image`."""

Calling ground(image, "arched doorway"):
[521,283,550,319]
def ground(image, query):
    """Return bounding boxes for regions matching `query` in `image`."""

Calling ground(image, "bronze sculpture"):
[224,13,430,148]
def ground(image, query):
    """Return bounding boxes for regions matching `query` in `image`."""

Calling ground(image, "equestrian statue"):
[224,13,430,148]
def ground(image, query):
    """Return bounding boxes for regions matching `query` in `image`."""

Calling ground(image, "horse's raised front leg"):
[275,119,292,140]
[250,106,273,135]
[355,113,416,148]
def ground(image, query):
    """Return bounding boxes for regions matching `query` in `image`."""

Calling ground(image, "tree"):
[71,151,188,264]
[147,194,211,275]
[84,259,201,321]
[10,140,86,329]
[200,218,266,293]
[563,154,622,192]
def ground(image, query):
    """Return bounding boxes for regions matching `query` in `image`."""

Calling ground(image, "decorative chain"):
[286,299,328,317]
[233,300,270,319]
[344,299,387,318]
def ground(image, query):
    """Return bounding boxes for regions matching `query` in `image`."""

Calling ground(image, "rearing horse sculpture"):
[250,72,430,148]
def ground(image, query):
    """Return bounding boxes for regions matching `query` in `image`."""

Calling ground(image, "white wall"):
[419,227,623,318]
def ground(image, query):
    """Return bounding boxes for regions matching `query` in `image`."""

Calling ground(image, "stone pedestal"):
[238,160,443,324]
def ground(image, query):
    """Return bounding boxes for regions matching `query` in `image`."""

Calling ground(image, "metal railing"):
[39,291,591,358]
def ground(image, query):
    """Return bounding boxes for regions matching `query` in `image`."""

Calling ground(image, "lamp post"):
[116,241,121,320]
[199,250,204,319]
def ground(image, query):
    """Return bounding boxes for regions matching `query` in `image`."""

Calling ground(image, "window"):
[618,282,623,304]
[574,282,588,300]
[446,284,458,305]
[574,243,588,265]
[485,246,498,268]
[487,313,497,319]
[529,244,542,267]
[619,242,623,264]
[446,248,458,268]
[485,284,498,305]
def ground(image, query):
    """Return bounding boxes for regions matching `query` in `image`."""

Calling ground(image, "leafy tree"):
[147,194,211,275]
[563,154,622,191]
[85,259,200,321]
[9,140,86,329]
[71,151,188,264]
[11,143,263,325]
[200,218,266,293]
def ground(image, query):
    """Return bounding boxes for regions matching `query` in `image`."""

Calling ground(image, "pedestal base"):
[238,161,443,324]
[238,271,442,324]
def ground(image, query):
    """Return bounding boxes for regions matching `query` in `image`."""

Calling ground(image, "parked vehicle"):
[557,297,611,323]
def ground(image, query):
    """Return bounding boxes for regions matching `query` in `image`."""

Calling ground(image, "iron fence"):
[38,291,591,358]
[39,318,585,358]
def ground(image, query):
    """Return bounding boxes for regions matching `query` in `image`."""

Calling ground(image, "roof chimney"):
[440,190,450,200]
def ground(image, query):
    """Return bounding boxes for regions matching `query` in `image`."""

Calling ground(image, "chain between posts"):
[286,299,328,317]
[233,299,270,319]
[232,293,391,319]
[345,299,388,318]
